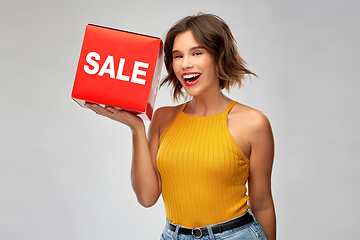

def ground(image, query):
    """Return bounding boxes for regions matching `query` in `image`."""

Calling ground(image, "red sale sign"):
[71,24,163,120]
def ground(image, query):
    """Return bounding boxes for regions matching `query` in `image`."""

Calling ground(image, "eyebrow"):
[172,46,205,54]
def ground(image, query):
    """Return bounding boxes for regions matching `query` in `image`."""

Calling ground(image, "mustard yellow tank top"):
[156,101,250,228]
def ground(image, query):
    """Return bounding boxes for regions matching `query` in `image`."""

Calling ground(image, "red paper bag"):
[71,24,163,120]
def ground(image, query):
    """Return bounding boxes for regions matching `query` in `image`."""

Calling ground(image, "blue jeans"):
[160,211,267,240]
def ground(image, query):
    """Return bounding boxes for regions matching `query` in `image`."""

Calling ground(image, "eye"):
[173,54,183,59]
[194,52,202,56]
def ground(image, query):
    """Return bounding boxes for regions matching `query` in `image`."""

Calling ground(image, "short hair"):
[161,13,257,102]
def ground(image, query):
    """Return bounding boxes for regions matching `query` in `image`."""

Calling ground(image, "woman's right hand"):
[85,102,144,131]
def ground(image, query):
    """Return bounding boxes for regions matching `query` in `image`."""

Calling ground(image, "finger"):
[84,103,98,113]
[106,107,137,119]
[85,103,142,126]
[105,106,125,115]
[105,106,116,112]
[86,103,112,116]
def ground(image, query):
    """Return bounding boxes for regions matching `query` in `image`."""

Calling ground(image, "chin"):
[184,89,201,98]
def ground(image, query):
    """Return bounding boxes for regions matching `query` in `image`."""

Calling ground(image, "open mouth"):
[183,73,200,83]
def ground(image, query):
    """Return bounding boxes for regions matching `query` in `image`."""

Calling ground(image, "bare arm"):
[131,108,163,207]
[85,103,161,207]
[248,113,276,240]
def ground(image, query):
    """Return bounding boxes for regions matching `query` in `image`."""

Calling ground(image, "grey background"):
[1,0,359,239]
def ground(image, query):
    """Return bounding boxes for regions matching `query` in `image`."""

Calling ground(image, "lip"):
[182,72,201,87]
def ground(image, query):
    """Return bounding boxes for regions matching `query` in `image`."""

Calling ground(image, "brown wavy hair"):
[161,13,257,101]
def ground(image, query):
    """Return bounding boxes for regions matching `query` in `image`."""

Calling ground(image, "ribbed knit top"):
[156,101,250,228]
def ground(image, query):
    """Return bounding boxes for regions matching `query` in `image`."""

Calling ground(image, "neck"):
[185,91,231,116]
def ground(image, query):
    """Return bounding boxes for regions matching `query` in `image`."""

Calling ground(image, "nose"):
[181,56,193,69]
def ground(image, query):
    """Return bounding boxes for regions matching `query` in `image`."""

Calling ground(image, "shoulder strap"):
[179,101,189,113]
[224,101,238,115]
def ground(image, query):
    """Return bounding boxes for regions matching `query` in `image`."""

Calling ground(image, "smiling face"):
[172,30,220,98]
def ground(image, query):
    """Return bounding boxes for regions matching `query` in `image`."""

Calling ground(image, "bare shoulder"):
[154,104,182,118]
[151,104,184,137]
[230,103,270,128]
[227,102,273,159]
[152,104,183,124]
[228,102,273,146]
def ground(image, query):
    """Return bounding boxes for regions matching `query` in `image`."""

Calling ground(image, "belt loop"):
[173,225,180,240]
[206,225,215,240]
[218,224,222,233]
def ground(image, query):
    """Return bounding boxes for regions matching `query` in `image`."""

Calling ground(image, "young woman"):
[86,13,276,240]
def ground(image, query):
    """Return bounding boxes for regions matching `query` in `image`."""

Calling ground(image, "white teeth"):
[183,73,200,79]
